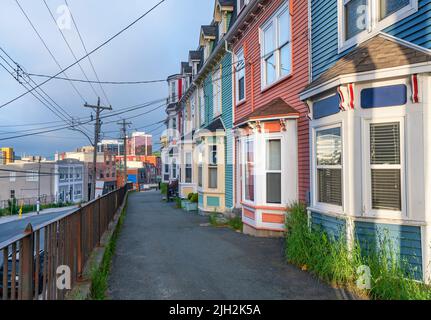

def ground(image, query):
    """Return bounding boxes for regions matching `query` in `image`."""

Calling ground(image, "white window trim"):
[208,144,218,189]
[337,0,418,53]
[259,1,292,90]
[9,171,16,182]
[235,48,246,104]
[199,87,205,126]
[241,135,256,205]
[185,152,193,183]
[361,116,407,219]
[263,135,284,205]
[312,122,345,214]
[237,0,250,14]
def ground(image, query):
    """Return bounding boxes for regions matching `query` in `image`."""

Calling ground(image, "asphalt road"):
[108,191,347,300]
[0,208,75,267]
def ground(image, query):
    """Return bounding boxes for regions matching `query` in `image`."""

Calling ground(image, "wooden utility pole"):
[84,97,112,200]
[37,157,41,214]
[118,119,131,186]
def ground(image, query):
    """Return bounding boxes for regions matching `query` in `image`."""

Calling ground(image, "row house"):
[163,0,431,282]
[300,0,431,282]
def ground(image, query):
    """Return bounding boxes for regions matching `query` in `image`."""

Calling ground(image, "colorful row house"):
[161,0,431,282]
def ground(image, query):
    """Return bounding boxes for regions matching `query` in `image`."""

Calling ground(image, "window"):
[316,127,343,206]
[213,67,222,117]
[172,160,177,179]
[10,190,15,199]
[191,94,196,130]
[208,145,217,189]
[244,138,255,201]
[172,117,177,130]
[237,0,249,13]
[236,48,246,103]
[340,0,417,50]
[266,139,282,204]
[9,171,16,182]
[260,3,292,87]
[368,122,402,211]
[185,152,192,183]
[199,87,205,126]
[198,146,203,187]
[26,170,38,182]
[170,81,176,103]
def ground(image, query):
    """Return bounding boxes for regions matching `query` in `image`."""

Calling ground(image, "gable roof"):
[205,117,225,132]
[302,34,431,94]
[189,50,202,62]
[201,25,217,38]
[181,61,192,75]
[234,98,299,127]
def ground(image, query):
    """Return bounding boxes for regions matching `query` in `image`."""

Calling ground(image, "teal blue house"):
[300,0,431,282]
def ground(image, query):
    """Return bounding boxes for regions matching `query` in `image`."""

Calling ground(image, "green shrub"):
[285,202,431,300]
[190,193,199,203]
[160,183,168,196]
[175,197,182,209]
[228,216,243,231]
[187,193,193,200]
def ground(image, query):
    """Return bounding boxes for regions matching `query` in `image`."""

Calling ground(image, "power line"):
[64,0,112,107]
[0,0,167,110]
[27,73,166,85]
[42,0,101,102]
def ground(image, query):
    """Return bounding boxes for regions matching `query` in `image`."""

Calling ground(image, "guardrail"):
[0,185,129,300]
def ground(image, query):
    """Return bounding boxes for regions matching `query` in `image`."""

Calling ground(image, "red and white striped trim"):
[337,84,355,111]
[411,74,420,103]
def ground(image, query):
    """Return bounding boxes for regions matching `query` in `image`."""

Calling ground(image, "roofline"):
[179,0,264,105]
[234,114,300,128]
[380,32,431,55]
[300,61,431,100]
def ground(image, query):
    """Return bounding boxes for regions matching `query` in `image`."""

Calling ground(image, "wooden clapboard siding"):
[311,0,431,79]
[310,211,346,240]
[232,0,310,203]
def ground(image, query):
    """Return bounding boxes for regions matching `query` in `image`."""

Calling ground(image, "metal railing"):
[0,185,129,300]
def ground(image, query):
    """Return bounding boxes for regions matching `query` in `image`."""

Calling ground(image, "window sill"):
[261,73,293,94]
[236,99,247,108]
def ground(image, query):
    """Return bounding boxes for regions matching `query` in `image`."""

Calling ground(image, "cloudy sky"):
[0,0,213,158]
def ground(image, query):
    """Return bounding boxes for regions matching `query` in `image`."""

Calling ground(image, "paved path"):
[108,191,346,300]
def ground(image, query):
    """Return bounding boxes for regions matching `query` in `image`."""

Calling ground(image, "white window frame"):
[338,0,418,53]
[259,1,292,90]
[26,170,39,182]
[9,171,16,182]
[241,136,256,204]
[212,66,222,117]
[235,48,246,104]
[185,152,193,184]
[237,0,250,14]
[362,117,406,219]
[264,136,283,205]
[199,87,205,126]
[312,123,344,213]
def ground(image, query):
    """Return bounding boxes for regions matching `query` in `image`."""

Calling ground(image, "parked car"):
[0,249,44,298]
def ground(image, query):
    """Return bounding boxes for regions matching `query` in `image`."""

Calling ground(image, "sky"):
[0,0,214,157]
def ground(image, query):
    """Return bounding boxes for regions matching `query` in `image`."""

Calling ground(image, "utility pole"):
[84,97,112,200]
[37,157,41,214]
[118,119,131,187]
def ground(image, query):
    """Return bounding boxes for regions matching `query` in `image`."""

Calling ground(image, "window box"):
[183,200,198,212]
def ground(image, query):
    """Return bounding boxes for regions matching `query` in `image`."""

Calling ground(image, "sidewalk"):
[108,190,349,300]
[0,205,78,225]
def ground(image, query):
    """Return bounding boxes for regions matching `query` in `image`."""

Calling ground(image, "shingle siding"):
[311,0,431,79]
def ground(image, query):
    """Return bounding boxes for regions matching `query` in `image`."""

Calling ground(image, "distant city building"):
[54,159,85,203]
[0,147,14,164]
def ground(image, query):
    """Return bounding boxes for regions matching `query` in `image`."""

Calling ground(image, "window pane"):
[370,122,400,165]
[280,43,291,76]
[318,169,342,206]
[267,139,281,170]
[316,127,342,165]
[265,54,276,84]
[209,167,218,188]
[245,140,254,201]
[209,145,217,165]
[238,77,245,101]
[278,9,290,46]
[345,0,368,40]
[186,168,192,183]
[198,166,202,187]
[267,173,281,204]
[371,169,401,210]
[380,0,410,20]
[264,24,274,56]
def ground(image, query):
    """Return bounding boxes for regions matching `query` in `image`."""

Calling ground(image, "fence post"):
[20,223,34,300]
[77,209,83,281]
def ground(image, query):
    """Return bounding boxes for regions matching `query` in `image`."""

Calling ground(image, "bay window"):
[198,146,203,187]
[266,139,282,204]
[315,127,343,206]
[367,121,403,212]
[260,2,292,88]
[340,0,418,51]
[236,48,246,103]
[208,145,218,189]
[244,138,255,202]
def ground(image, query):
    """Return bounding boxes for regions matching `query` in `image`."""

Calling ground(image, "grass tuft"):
[285,202,431,300]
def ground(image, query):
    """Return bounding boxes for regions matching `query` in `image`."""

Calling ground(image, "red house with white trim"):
[228,0,310,236]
